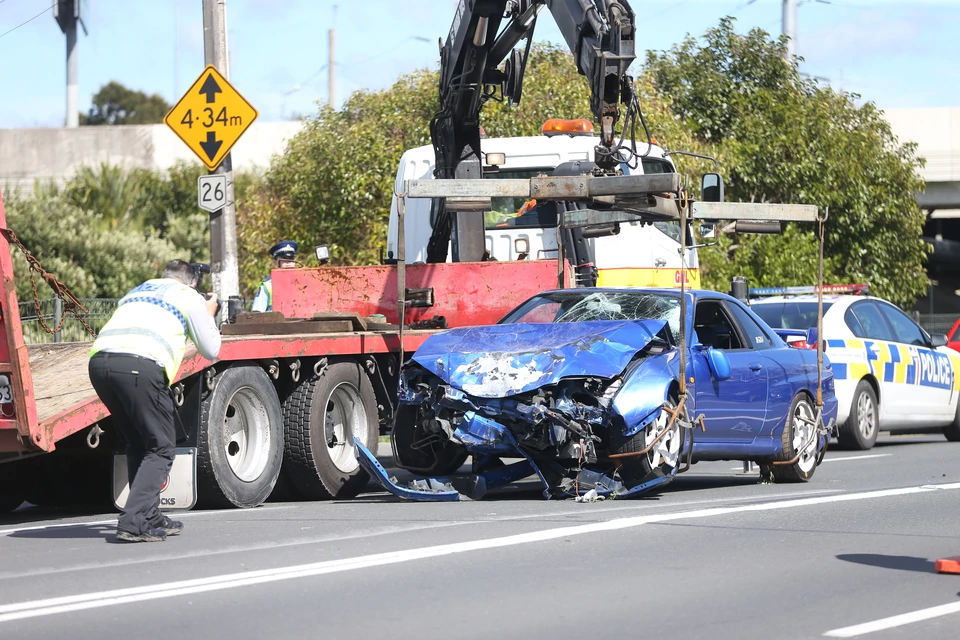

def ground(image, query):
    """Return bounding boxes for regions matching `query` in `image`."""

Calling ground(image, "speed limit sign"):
[197,174,227,213]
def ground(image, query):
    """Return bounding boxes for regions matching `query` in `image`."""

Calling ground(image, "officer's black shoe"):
[116,527,167,543]
[153,515,184,535]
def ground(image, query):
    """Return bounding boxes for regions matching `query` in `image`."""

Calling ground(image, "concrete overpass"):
[884,107,960,214]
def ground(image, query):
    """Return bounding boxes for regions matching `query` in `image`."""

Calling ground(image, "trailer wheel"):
[198,365,284,508]
[0,462,24,513]
[282,361,378,500]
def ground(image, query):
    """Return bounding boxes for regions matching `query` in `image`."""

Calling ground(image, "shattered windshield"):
[500,291,681,342]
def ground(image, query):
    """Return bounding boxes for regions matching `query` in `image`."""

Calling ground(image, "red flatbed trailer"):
[0,188,563,510]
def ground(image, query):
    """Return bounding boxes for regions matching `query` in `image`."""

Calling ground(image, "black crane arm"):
[426,0,638,263]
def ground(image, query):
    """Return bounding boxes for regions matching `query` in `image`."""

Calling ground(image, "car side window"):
[726,301,774,350]
[694,300,743,350]
[876,302,926,346]
[850,301,893,341]
[844,307,866,338]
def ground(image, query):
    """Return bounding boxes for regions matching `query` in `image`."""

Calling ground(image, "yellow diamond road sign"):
[164,65,258,171]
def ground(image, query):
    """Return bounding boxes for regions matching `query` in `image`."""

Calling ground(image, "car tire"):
[391,404,469,476]
[837,380,879,450]
[760,393,818,483]
[944,400,960,442]
[611,396,683,488]
[198,365,284,508]
[282,362,379,500]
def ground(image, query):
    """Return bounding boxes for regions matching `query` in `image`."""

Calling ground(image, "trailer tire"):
[198,365,284,508]
[282,361,378,500]
[0,462,24,513]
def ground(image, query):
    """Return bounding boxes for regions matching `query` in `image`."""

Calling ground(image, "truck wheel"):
[198,365,284,508]
[837,380,878,450]
[282,362,378,500]
[760,393,818,483]
[0,462,24,513]
[610,397,683,488]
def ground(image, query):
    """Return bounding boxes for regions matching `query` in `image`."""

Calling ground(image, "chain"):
[0,227,96,338]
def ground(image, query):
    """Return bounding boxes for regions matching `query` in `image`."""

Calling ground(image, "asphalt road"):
[1,434,959,640]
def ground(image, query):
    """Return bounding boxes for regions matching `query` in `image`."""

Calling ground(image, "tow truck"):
[0,0,822,511]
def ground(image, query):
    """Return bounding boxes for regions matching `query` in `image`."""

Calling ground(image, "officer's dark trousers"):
[89,352,175,535]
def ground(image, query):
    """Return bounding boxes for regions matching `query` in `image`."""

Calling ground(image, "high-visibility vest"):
[256,277,273,311]
[90,279,197,384]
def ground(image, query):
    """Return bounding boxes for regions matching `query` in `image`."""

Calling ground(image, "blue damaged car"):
[388,288,838,499]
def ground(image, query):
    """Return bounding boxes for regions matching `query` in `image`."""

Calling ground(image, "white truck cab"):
[388,120,700,289]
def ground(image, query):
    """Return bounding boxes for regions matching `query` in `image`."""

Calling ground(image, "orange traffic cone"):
[935,557,960,574]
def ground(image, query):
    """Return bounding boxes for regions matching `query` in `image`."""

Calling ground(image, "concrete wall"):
[0,121,303,193]
[884,107,960,183]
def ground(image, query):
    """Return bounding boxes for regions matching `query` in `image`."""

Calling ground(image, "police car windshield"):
[752,300,834,330]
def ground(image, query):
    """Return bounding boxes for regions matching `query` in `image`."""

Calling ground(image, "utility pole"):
[54,0,87,128]
[202,0,240,312]
[328,5,337,107]
[782,0,797,61]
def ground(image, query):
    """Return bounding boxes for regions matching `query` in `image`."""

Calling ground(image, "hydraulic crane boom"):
[426,0,639,263]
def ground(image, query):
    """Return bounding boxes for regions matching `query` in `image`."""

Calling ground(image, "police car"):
[750,285,960,450]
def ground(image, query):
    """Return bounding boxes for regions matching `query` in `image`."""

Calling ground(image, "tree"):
[645,19,927,306]
[80,81,171,126]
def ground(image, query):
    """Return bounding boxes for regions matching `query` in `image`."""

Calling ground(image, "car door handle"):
[749,363,763,371]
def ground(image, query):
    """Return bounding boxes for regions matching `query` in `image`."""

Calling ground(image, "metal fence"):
[18,298,117,344]
[916,313,958,337]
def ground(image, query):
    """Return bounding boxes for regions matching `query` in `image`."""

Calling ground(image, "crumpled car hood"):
[410,319,667,398]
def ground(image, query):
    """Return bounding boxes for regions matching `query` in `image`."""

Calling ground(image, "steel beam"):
[404,173,682,200]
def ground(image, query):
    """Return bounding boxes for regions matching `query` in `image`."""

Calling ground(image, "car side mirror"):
[701,172,724,203]
[699,223,716,240]
[696,343,731,380]
[931,333,948,348]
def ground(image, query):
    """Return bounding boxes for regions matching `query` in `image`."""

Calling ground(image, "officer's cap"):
[269,240,299,259]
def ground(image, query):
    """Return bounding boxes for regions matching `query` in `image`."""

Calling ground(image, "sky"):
[0,0,957,128]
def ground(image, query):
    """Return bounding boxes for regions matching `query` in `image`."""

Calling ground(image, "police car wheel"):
[837,381,879,450]
[944,400,960,442]
[282,361,379,500]
[760,393,818,483]
[198,365,285,508]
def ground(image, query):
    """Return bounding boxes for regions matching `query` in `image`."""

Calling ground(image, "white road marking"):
[823,601,960,637]
[0,505,296,537]
[0,482,956,624]
[822,454,892,463]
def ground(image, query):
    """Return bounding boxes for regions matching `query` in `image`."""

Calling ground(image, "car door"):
[875,300,954,424]
[846,300,905,422]
[692,299,769,443]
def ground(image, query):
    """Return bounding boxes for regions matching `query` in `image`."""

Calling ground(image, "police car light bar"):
[749,284,870,297]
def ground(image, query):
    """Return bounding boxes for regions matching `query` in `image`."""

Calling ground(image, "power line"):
[0,1,56,41]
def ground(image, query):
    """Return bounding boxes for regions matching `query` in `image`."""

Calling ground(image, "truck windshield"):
[483,169,551,229]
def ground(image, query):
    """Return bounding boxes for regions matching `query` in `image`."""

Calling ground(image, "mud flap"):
[113,447,197,511]
[355,439,460,502]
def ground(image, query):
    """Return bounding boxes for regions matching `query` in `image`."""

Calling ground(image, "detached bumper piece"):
[355,435,678,503]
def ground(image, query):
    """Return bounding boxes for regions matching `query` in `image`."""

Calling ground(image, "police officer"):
[89,260,221,543]
[252,240,299,312]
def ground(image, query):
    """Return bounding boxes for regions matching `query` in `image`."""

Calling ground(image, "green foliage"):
[3,191,177,300]
[646,18,927,306]
[80,81,171,126]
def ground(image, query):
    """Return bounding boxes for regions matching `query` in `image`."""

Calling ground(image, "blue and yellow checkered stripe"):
[827,339,960,391]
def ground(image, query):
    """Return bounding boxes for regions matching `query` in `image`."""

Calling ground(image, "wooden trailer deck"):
[28,342,97,424]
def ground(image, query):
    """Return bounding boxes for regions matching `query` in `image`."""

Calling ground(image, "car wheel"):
[391,405,469,476]
[611,397,683,488]
[283,362,379,500]
[837,380,878,450]
[760,393,818,483]
[944,399,960,442]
